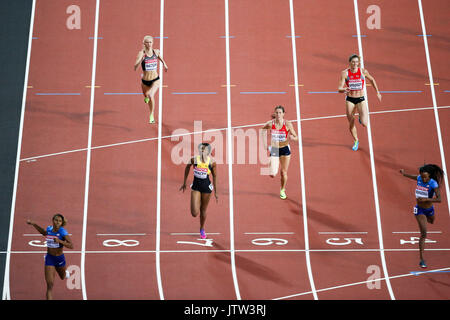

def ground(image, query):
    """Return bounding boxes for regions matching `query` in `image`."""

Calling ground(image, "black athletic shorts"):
[142,76,160,87]
[346,96,365,104]
[191,177,213,194]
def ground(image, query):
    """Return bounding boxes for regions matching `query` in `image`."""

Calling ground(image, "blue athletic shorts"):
[45,253,66,268]
[414,205,435,217]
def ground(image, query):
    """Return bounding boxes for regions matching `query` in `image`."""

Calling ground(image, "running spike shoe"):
[352,140,359,151]
[200,229,207,239]
[280,189,287,200]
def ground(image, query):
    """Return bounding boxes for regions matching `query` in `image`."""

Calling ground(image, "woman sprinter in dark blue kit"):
[27,214,73,299]
[400,164,444,268]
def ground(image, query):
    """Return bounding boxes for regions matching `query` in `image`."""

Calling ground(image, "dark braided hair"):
[419,164,444,185]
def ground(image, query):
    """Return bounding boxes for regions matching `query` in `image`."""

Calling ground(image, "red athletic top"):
[345,68,365,91]
[271,120,289,143]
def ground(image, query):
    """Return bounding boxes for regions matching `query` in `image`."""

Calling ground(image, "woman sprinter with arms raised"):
[26,214,73,300]
[400,164,444,268]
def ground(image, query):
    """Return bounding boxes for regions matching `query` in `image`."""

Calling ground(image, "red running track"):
[4,0,450,300]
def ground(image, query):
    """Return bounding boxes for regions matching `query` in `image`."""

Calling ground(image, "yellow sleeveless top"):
[193,156,211,179]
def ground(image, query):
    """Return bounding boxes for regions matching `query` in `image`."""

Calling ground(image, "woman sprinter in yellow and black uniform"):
[180,143,218,239]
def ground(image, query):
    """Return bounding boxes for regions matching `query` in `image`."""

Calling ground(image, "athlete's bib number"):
[271,131,286,142]
[144,58,158,71]
[348,79,363,90]
[194,167,208,179]
[415,186,429,199]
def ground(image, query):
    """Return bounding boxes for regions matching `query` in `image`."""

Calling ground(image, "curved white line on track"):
[288,0,318,300]
[19,106,450,163]
[353,0,395,300]
[273,266,450,300]
[1,0,36,301]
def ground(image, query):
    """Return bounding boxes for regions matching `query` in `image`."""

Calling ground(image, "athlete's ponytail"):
[419,164,444,185]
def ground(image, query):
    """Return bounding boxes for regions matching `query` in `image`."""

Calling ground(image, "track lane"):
[158,0,236,299]
[293,0,392,299]
[359,0,450,299]
[21,0,95,159]
[82,0,162,299]
[91,0,161,147]
[9,153,86,299]
[229,0,313,300]
[7,0,96,299]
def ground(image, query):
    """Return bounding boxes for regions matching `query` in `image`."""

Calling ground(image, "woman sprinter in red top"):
[261,106,298,200]
[338,54,381,151]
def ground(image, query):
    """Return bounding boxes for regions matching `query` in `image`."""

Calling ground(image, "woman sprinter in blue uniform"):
[134,35,168,124]
[27,214,73,300]
[180,143,218,239]
[400,164,444,268]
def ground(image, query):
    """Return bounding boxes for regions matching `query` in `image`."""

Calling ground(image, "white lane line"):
[170,233,221,236]
[96,233,147,236]
[289,0,318,300]
[19,105,450,163]
[392,231,442,234]
[318,232,368,235]
[244,232,295,235]
[9,247,450,254]
[353,0,395,300]
[155,0,165,301]
[2,0,36,301]
[224,0,241,301]
[273,266,450,300]
[80,0,100,301]
[418,0,450,217]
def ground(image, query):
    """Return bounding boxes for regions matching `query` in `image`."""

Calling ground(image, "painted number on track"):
[400,237,437,245]
[177,239,214,247]
[28,240,47,247]
[326,238,364,246]
[251,238,289,246]
[102,239,140,247]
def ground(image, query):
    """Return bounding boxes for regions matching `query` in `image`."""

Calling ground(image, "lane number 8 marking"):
[102,239,140,247]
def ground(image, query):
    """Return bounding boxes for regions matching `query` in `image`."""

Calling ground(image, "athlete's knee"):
[190,209,199,217]
[280,169,288,178]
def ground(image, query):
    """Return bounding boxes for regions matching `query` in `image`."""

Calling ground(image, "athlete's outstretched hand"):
[179,184,186,192]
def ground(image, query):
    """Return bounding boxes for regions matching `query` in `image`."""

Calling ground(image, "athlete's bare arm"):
[363,68,382,101]
[154,49,168,71]
[134,50,145,71]
[338,70,349,93]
